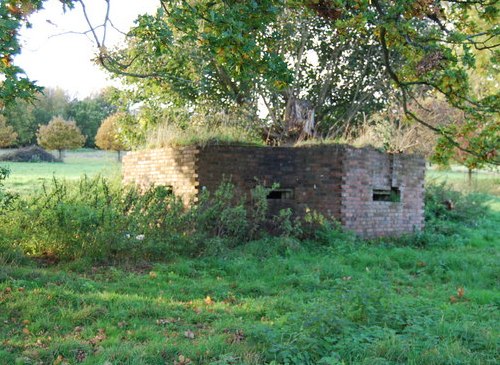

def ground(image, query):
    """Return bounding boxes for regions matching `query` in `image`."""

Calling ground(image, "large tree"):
[1,0,498,165]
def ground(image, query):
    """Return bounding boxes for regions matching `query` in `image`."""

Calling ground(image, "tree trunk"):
[58,149,63,161]
[117,150,122,162]
[468,168,472,187]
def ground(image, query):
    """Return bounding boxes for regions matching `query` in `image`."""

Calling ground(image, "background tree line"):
[0,87,116,148]
[1,0,498,169]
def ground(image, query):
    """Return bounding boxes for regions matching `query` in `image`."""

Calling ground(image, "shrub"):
[425,182,491,227]
[0,177,295,262]
[0,145,60,162]
[382,182,493,248]
[0,166,16,211]
[1,172,382,263]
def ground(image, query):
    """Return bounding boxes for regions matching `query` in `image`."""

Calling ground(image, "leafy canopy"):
[1,0,499,166]
[108,0,499,165]
[36,116,86,154]
[95,112,126,152]
[0,114,17,147]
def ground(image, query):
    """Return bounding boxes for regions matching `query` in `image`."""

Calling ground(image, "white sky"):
[16,0,158,99]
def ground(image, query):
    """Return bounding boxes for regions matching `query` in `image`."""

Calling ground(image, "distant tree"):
[32,88,71,126]
[95,113,126,161]
[1,88,71,146]
[0,115,18,147]
[2,98,36,145]
[36,116,86,160]
[66,93,116,148]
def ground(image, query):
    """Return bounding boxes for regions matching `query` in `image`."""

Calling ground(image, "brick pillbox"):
[122,144,425,238]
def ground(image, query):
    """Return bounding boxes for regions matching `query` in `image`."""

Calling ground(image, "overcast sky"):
[16,0,158,99]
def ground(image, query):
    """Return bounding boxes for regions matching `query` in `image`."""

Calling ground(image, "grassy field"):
[0,150,499,364]
[0,149,121,195]
[1,210,499,364]
[427,165,500,196]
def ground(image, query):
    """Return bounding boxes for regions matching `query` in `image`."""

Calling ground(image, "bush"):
[0,177,315,262]
[0,145,60,162]
[382,183,493,248]
[425,182,491,227]
[0,115,17,147]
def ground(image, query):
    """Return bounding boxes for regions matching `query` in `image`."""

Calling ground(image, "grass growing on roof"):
[145,124,265,149]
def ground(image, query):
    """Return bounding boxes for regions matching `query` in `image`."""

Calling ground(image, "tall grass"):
[0,177,306,262]
[145,124,264,149]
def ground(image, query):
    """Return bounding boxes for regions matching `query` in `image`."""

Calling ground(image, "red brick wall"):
[122,145,425,237]
[341,147,425,237]
[196,145,345,218]
[122,146,198,205]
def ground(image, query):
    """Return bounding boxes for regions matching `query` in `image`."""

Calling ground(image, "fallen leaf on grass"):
[53,355,65,365]
[35,339,49,348]
[174,355,192,365]
[450,287,468,304]
[75,349,86,363]
[228,329,245,344]
[156,318,178,325]
[184,330,195,339]
[204,296,214,305]
[89,329,106,345]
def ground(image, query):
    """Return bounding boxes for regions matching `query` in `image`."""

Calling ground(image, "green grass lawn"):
[0,149,121,195]
[1,205,499,364]
[426,165,500,196]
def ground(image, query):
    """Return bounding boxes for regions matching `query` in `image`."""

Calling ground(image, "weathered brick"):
[122,145,425,237]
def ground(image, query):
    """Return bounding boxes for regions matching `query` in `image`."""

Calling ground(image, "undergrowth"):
[0,176,311,262]
[0,174,498,364]
[0,175,494,263]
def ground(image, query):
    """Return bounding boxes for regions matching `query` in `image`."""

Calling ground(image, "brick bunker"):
[122,145,425,237]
